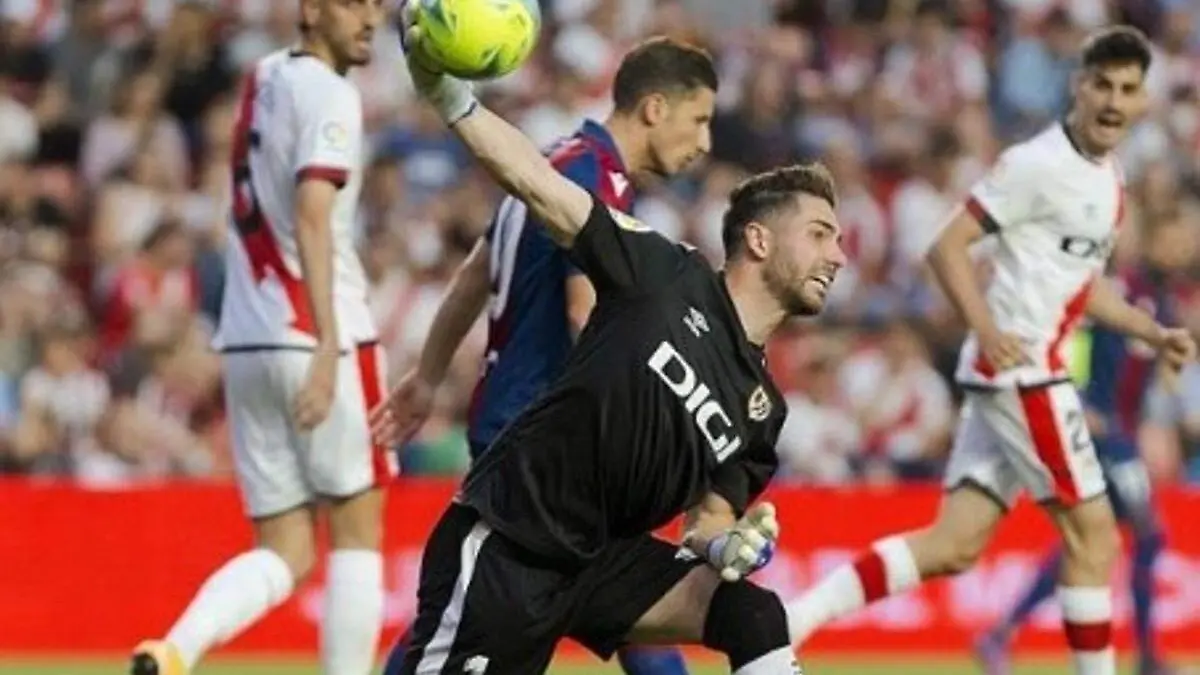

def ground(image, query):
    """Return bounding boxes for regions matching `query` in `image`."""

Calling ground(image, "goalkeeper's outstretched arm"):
[401,14,592,249]
[450,106,593,249]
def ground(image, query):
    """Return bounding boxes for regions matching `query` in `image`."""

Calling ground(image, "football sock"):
[785,534,920,644]
[322,549,384,675]
[732,647,801,674]
[165,548,294,669]
[617,646,689,675]
[382,628,413,675]
[703,582,792,672]
[1058,586,1115,675]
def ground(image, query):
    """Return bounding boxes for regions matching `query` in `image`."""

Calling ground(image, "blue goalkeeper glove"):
[697,502,779,582]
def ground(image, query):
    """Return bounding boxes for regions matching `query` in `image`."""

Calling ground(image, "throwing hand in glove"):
[687,502,780,582]
[398,1,479,124]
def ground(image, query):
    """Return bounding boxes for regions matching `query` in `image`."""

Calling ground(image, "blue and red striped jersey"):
[466,120,634,452]
[1084,266,1177,442]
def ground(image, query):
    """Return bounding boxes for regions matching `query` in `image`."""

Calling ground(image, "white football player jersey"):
[213,48,377,351]
[955,123,1126,388]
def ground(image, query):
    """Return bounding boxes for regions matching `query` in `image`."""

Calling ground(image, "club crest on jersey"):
[607,206,651,233]
[748,385,771,422]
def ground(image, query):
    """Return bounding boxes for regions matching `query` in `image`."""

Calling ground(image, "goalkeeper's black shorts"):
[395,502,702,675]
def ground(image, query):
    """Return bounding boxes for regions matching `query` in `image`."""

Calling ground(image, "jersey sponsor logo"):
[1059,235,1113,260]
[748,385,771,422]
[647,340,743,463]
[607,205,651,233]
[684,306,709,337]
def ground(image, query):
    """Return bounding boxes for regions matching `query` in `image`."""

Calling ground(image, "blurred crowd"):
[3,0,1200,487]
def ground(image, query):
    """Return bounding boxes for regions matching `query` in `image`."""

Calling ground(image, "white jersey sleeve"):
[292,77,362,188]
[965,144,1045,233]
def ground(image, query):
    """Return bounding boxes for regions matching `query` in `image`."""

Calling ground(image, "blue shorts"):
[1096,435,1155,526]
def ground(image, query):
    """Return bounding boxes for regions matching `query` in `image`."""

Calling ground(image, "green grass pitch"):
[2,655,1189,675]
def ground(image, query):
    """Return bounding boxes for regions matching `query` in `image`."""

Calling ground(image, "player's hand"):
[978,330,1031,372]
[292,347,339,432]
[369,368,436,448]
[1157,326,1196,372]
[398,0,477,123]
[703,502,780,582]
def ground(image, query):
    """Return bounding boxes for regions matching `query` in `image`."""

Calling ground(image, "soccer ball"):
[410,0,541,80]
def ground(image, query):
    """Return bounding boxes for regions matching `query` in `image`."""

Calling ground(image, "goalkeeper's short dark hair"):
[722,163,838,260]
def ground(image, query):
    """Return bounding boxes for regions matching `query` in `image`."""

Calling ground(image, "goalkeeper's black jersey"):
[459,195,787,564]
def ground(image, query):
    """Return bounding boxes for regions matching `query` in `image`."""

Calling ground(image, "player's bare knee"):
[910,522,990,577]
[1056,497,1120,580]
[913,486,1003,577]
[253,506,317,580]
[909,527,982,577]
[327,487,384,551]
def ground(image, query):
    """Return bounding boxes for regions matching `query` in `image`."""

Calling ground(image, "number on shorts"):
[487,196,528,321]
[1064,409,1091,453]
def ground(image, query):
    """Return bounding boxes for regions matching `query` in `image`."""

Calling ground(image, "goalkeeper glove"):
[695,502,780,582]
[398,0,477,124]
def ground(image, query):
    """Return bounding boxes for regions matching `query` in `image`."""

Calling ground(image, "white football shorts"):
[944,380,1106,508]
[222,342,397,518]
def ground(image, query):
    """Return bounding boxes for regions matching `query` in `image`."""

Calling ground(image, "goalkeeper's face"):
[647,87,715,177]
[308,0,385,68]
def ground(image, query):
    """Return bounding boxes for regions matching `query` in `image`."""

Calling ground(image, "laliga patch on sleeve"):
[320,120,350,154]
[607,205,650,233]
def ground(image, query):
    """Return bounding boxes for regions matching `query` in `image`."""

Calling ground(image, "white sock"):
[166,548,294,669]
[733,646,802,674]
[785,535,920,644]
[321,549,384,675]
[1058,586,1115,675]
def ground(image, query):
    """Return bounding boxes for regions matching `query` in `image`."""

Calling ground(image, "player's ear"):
[299,0,319,30]
[743,220,772,262]
[641,93,668,127]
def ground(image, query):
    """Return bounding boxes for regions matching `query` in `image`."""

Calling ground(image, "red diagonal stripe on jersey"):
[1046,279,1093,373]
[1018,387,1079,504]
[231,70,315,336]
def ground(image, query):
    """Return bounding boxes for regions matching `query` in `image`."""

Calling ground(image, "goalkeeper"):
[370,5,849,675]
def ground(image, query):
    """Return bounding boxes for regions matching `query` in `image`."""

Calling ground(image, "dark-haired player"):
[975,213,1197,675]
[784,26,1195,675]
[132,2,390,675]
[372,9,849,674]
[378,35,718,675]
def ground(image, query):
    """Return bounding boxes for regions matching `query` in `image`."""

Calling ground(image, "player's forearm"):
[926,235,1001,338]
[417,251,490,386]
[1086,278,1163,346]
[294,216,339,350]
[451,106,591,247]
[682,492,738,554]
